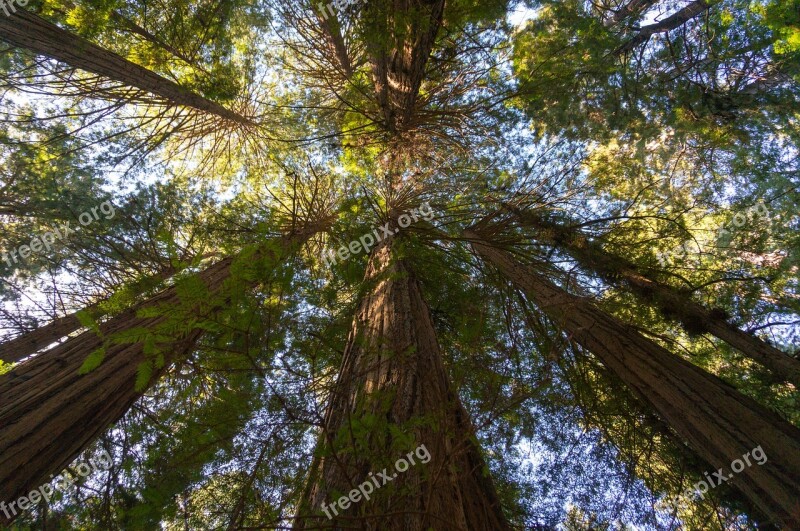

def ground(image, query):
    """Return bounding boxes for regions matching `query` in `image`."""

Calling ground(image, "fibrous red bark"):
[505,206,800,387]
[294,238,509,530]
[0,9,252,124]
[367,0,445,133]
[0,231,315,523]
[0,305,103,364]
[467,230,800,528]
[0,265,180,364]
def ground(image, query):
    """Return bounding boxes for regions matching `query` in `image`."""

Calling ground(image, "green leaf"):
[75,309,101,334]
[78,348,106,375]
[135,360,154,391]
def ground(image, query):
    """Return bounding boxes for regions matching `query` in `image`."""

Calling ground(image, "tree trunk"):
[367,0,445,133]
[108,10,204,72]
[466,230,800,528]
[0,303,103,364]
[294,238,509,530]
[0,231,313,522]
[317,12,353,78]
[505,206,800,387]
[0,9,251,124]
[605,0,659,26]
[0,264,180,364]
[616,0,714,54]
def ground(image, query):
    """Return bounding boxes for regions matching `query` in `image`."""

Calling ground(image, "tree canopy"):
[0,0,798,529]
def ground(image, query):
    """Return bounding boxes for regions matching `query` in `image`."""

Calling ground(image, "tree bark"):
[0,303,103,364]
[0,265,180,364]
[294,238,509,530]
[466,230,800,528]
[615,0,714,54]
[0,231,314,522]
[505,206,800,387]
[605,0,660,26]
[108,10,206,73]
[0,9,251,124]
[317,12,353,78]
[367,0,445,133]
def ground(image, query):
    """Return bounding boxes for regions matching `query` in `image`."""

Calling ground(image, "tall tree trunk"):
[317,12,353,78]
[505,206,800,387]
[0,231,313,522]
[605,0,660,26]
[466,230,800,528]
[294,238,509,530]
[0,9,251,124]
[0,264,181,364]
[615,0,714,54]
[108,10,204,72]
[367,0,445,133]
[0,303,103,364]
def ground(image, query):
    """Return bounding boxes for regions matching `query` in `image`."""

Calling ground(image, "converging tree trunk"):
[367,0,445,133]
[466,230,800,528]
[505,206,800,387]
[0,9,251,124]
[0,264,181,364]
[605,0,659,26]
[316,11,353,77]
[294,237,509,530]
[616,0,715,54]
[0,304,104,364]
[0,231,314,523]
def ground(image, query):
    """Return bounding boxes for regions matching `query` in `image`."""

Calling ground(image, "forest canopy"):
[0,0,798,529]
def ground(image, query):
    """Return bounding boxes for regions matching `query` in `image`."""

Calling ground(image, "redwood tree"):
[0,9,251,124]
[294,234,509,529]
[0,228,316,519]
[466,228,800,528]
[502,204,800,387]
[0,263,181,363]
[1,0,798,528]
